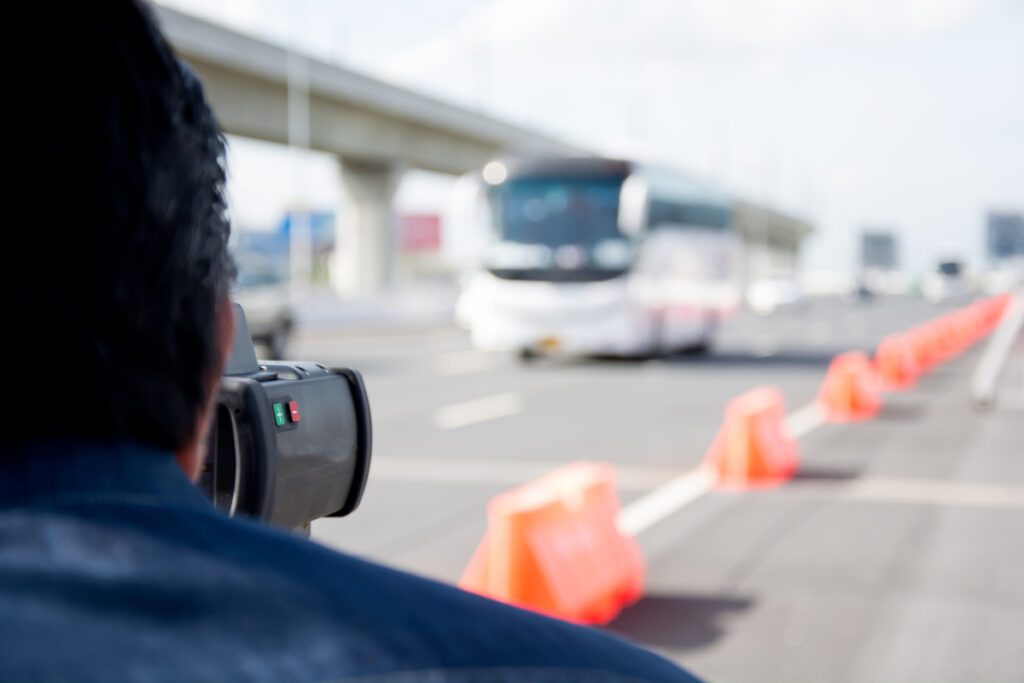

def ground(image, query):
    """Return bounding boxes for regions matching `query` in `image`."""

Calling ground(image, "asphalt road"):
[288,295,1022,682]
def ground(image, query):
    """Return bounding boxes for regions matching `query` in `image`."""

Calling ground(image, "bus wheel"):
[687,338,713,355]
[689,316,717,355]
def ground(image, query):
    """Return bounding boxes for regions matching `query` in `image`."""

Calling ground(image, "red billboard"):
[397,213,441,251]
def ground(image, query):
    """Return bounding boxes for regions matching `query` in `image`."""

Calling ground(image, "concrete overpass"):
[155,5,812,295]
[155,5,563,294]
[734,201,815,283]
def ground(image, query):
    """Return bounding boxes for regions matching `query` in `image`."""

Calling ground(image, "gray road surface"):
[286,295,1022,682]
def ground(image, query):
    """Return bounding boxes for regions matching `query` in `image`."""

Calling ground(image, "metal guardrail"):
[972,290,1024,409]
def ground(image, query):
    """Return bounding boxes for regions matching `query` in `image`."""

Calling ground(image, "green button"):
[273,403,286,426]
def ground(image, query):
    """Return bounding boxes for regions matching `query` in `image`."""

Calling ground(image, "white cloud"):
[159,0,1019,274]
[379,0,583,83]
[685,0,984,47]
[382,0,986,82]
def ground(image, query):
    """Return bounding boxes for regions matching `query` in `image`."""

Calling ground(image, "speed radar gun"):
[197,304,372,530]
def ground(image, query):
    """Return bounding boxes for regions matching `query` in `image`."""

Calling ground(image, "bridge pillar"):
[330,160,403,296]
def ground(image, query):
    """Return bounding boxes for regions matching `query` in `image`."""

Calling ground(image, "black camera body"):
[198,305,372,530]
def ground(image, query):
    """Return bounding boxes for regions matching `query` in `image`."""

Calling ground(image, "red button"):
[288,401,300,422]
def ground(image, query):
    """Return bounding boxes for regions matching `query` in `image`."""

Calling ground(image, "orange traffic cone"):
[704,386,799,489]
[874,334,918,391]
[981,294,1011,334]
[458,462,644,624]
[930,319,957,363]
[905,326,936,373]
[818,351,883,421]
[951,309,978,350]
[933,316,962,361]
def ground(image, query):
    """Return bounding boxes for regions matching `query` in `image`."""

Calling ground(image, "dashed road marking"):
[413,380,1012,539]
[420,396,830,535]
[433,392,523,430]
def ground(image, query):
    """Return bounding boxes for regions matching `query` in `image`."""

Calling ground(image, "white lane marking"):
[433,392,523,430]
[616,466,718,536]
[435,350,495,376]
[784,401,827,440]
[370,457,679,491]
[794,477,1024,510]
[371,458,1024,511]
[971,291,1024,407]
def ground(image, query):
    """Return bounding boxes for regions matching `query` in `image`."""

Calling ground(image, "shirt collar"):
[0,440,214,513]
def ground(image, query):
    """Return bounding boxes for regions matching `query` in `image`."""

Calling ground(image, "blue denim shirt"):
[0,442,699,682]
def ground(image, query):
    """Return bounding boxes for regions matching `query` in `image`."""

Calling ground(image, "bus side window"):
[648,199,672,229]
[649,197,732,232]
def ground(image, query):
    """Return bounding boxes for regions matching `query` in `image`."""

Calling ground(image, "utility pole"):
[286,44,313,307]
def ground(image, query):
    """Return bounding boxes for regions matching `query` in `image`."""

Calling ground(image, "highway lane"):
[287,294,1022,680]
[295,296,961,576]
[609,342,1024,682]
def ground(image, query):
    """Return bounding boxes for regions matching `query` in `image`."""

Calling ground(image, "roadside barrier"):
[459,461,644,624]
[704,386,799,489]
[819,295,1012,422]
[818,351,883,422]
[874,334,919,391]
[972,289,1024,408]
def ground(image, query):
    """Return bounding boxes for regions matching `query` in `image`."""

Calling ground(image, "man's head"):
[10,1,234,471]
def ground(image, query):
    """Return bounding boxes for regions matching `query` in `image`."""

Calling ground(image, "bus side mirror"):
[618,175,648,237]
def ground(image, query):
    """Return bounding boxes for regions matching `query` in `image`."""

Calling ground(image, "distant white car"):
[745,274,804,316]
[232,256,293,358]
[922,259,971,303]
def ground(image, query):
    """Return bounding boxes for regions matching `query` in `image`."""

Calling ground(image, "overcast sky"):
[157,0,1023,273]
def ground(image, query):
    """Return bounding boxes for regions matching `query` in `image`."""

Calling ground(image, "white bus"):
[454,154,742,358]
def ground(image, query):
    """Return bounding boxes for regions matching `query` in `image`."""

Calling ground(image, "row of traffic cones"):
[706,294,1012,487]
[458,295,1011,624]
[819,294,1012,422]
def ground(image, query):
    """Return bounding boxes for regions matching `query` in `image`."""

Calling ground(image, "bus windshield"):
[486,177,632,281]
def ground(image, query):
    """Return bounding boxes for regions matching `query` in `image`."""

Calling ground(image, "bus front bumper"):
[469,305,652,357]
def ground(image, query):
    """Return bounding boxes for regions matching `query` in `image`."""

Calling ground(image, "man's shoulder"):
[173,508,699,681]
[0,501,698,682]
